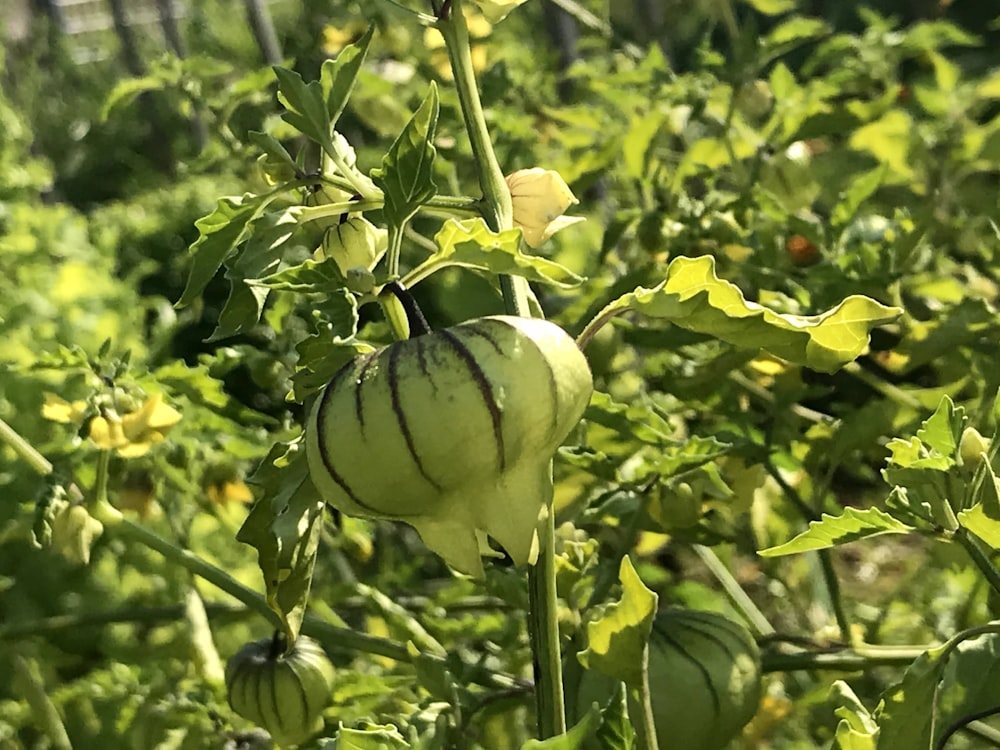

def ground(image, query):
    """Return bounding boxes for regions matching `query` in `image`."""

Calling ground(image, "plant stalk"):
[955,527,1000,596]
[438,0,564,737]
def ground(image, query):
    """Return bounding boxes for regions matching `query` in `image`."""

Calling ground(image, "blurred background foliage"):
[2,0,1000,747]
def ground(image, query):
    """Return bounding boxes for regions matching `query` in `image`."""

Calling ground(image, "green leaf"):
[274,66,336,156]
[237,440,325,641]
[406,218,583,289]
[321,25,375,127]
[832,165,887,228]
[595,683,635,750]
[916,396,964,460]
[758,507,915,557]
[590,255,901,373]
[935,632,1000,742]
[957,462,1000,547]
[291,320,373,402]
[738,0,796,14]
[177,193,277,307]
[371,83,439,228]
[762,17,831,56]
[249,257,347,293]
[831,681,879,750]
[874,643,949,750]
[208,208,297,341]
[578,556,658,687]
[334,725,410,750]
[247,131,298,173]
[521,706,600,750]
[101,76,164,121]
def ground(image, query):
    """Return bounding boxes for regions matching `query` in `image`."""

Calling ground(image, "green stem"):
[761,645,929,672]
[955,527,1000,596]
[693,545,776,636]
[842,361,923,410]
[0,416,52,476]
[12,656,72,750]
[526,501,567,738]
[437,0,512,233]
[0,603,249,640]
[438,0,563,737]
[634,649,661,750]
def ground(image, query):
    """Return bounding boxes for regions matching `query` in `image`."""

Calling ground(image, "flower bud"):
[505,168,585,248]
[317,217,388,276]
[960,427,991,466]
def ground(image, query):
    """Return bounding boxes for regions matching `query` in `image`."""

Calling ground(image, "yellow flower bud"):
[505,168,585,248]
[473,0,530,23]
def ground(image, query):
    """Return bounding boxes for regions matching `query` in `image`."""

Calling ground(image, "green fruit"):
[226,634,335,747]
[306,315,593,577]
[576,609,762,750]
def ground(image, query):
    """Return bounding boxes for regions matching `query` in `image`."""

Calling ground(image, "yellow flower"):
[505,168,585,248]
[473,0,530,23]
[88,393,182,457]
[205,479,254,506]
[322,21,368,56]
[41,393,87,423]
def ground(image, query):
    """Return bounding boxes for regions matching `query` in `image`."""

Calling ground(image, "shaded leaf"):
[274,66,336,156]
[758,507,915,557]
[371,83,439,228]
[590,255,900,373]
[321,25,375,126]
[595,682,635,750]
[335,725,410,750]
[578,557,658,687]
[178,193,277,307]
[832,165,887,228]
[874,643,948,750]
[238,441,325,641]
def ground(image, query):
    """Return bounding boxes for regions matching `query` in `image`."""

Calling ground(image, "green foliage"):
[5,0,1000,748]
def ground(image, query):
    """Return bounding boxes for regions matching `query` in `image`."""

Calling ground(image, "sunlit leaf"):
[578,556,658,687]
[831,681,879,750]
[587,255,900,373]
[522,706,600,750]
[758,507,915,557]
[405,218,583,289]
[321,25,375,126]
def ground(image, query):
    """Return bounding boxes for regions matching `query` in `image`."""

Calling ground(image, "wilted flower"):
[88,393,182,458]
[505,168,585,248]
[473,0,530,23]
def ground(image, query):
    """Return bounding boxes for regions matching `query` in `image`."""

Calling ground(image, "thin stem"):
[936,705,1000,750]
[693,545,775,636]
[955,527,1000,596]
[635,649,661,750]
[0,603,249,640]
[842,361,923,410]
[761,645,928,672]
[12,656,72,750]
[0,416,53,475]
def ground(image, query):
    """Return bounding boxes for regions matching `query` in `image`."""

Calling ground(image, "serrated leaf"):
[916,396,964,461]
[578,557,658,687]
[592,255,900,373]
[758,506,915,557]
[209,209,297,341]
[371,84,439,228]
[274,66,336,156]
[249,257,348,293]
[406,218,583,289]
[237,440,325,641]
[521,706,600,750]
[321,25,375,127]
[177,193,277,307]
[595,683,635,750]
